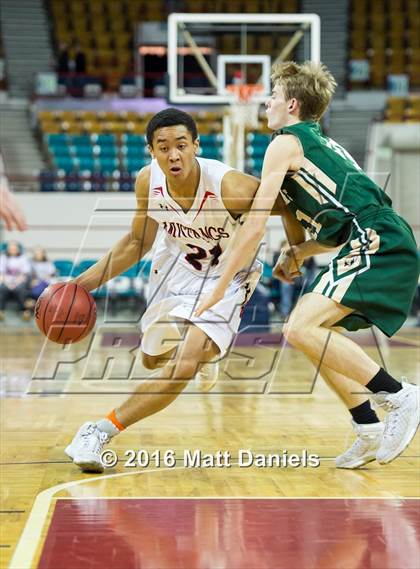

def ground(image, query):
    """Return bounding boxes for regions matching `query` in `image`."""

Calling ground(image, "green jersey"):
[272,121,418,337]
[273,121,393,247]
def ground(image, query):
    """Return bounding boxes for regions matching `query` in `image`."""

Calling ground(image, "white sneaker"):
[373,382,420,464]
[195,360,219,393]
[336,420,384,469]
[65,422,109,473]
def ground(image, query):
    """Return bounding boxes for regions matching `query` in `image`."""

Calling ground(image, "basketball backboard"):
[167,13,321,105]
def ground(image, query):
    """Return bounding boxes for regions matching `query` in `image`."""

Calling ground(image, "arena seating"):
[245,132,271,176]
[49,0,299,92]
[384,96,420,121]
[37,109,275,189]
[38,110,226,190]
[349,0,420,88]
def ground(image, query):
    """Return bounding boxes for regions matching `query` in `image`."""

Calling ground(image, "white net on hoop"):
[227,84,264,129]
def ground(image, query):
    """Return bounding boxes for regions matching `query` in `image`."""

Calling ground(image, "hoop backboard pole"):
[275,22,311,65]
[223,113,232,166]
[224,116,246,171]
[256,22,311,86]
[235,119,246,172]
[179,23,218,89]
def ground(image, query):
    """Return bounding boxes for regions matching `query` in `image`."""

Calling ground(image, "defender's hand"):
[273,245,303,283]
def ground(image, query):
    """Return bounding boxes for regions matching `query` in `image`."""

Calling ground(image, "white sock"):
[96,418,121,438]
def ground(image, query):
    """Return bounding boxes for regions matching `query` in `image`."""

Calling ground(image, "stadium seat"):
[77,157,96,170]
[199,147,223,159]
[121,134,146,146]
[91,133,117,146]
[54,156,76,172]
[98,157,119,172]
[39,171,57,192]
[93,145,117,158]
[121,145,149,158]
[71,135,91,146]
[72,145,94,158]
[54,259,75,280]
[123,157,150,172]
[123,260,152,279]
[51,146,72,158]
[75,259,98,276]
[46,133,69,146]
[65,174,82,191]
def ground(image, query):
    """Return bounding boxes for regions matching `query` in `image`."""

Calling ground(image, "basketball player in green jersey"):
[196,61,419,467]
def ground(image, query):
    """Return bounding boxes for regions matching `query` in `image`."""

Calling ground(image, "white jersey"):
[142,157,262,358]
[148,157,239,275]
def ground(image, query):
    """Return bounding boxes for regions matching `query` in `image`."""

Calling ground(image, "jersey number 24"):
[185,243,222,271]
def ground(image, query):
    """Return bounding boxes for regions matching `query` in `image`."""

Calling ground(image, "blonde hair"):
[271,61,337,121]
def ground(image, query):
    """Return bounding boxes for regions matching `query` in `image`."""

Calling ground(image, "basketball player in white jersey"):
[65,108,277,472]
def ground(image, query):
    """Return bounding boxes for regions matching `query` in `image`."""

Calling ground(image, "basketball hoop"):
[226,83,265,129]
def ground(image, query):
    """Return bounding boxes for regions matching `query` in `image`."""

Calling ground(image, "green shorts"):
[309,208,419,337]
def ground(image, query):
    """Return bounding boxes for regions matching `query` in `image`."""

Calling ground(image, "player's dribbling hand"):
[194,286,225,317]
[273,245,303,283]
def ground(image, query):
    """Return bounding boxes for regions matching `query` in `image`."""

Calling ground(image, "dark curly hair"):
[146,108,198,146]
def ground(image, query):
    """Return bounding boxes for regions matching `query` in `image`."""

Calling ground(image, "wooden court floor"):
[1,325,419,568]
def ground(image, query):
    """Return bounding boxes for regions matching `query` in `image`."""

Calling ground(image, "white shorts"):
[140,249,262,358]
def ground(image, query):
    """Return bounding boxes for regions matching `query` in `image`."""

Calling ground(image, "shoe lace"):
[199,363,211,378]
[347,438,365,456]
[99,432,109,445]
[377,399,399,412]
[345,433,375,456]
[80,425,109,451]
[377,380,411,413]
[383,411,402,439]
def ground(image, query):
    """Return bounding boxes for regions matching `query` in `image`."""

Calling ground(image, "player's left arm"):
[195,135,300,316]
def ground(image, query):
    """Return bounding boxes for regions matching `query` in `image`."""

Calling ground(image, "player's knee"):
[141,353,161,370]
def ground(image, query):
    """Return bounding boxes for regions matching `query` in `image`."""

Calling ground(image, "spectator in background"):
[0,241,31,321]
[29,246,56,301]
[74,42,87,74]
[57,42,70,73]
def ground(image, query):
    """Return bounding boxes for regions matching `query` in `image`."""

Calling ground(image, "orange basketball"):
[35,282,96,344]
